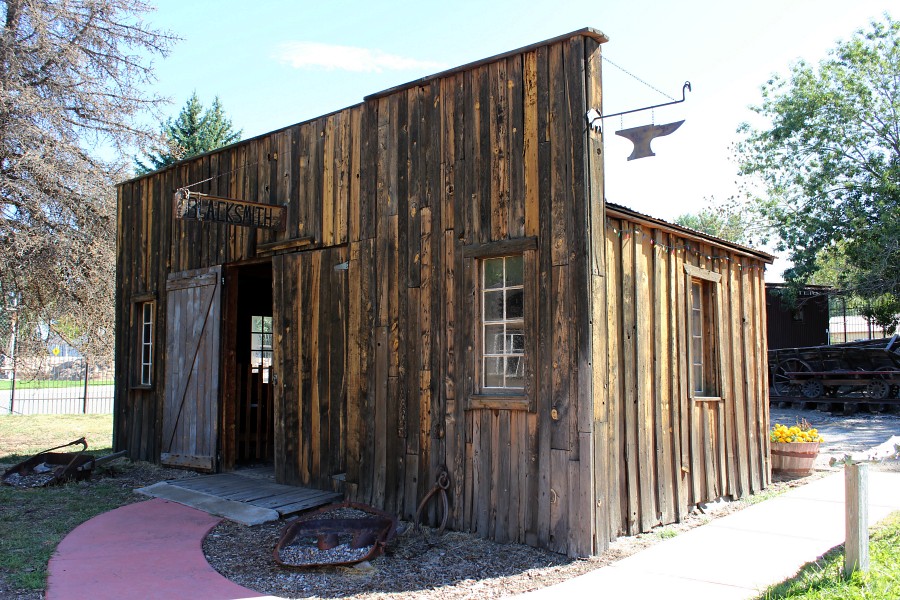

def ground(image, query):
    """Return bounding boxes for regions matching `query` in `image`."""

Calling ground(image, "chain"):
[601,55,676,101]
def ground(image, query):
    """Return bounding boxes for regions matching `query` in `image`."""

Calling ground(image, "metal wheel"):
[772,358,812,397]
[875,366,900,398]
[866,379,890,400]
[801,379,824,399]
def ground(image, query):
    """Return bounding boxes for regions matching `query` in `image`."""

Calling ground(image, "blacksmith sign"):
[174,188,285,231]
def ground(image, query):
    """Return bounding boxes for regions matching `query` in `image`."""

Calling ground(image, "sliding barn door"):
[161,266,222,471]
[272,247,348,487]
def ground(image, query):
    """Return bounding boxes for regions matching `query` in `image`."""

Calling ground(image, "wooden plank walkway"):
[167,473,342,516]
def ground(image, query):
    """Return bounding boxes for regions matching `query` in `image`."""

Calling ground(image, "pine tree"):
[135,93,242,174]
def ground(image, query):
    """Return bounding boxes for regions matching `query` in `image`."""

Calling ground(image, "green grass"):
[0,379,113,390]
[0,477,138,589]
[758,511,900,599]
[0,414,149,591]
[656,527,679,540]
[0,414,113,460]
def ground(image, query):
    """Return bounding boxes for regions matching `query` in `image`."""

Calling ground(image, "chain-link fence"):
[0,302,113,416]
[828,295,896,344]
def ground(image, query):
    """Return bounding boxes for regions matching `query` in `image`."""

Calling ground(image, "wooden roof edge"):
[119,28,608,188]
[605,202,776,264]
[117,101,365,188]
[364,27,609,101]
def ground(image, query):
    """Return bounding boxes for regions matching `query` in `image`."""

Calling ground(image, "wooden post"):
[844,462,869,577]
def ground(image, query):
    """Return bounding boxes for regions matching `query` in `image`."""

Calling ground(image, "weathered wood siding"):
[115,106,365,463]
[116,30,605,557]
[272,246,348,490]
[345,34,605,557]
[602,208,770,540]
[115,27,771,559]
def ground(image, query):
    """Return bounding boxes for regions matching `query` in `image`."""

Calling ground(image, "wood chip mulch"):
[202,473,827,599]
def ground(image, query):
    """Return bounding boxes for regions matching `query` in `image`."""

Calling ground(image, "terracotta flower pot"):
[771,441,820,476]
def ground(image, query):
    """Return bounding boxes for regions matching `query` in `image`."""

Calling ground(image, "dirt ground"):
[3,404,898,599]
[201,406,900,599]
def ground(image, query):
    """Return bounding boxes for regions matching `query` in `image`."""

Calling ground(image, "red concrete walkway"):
[46,498,265,600]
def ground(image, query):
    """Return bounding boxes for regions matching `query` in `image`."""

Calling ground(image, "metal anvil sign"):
[174,188,285,231]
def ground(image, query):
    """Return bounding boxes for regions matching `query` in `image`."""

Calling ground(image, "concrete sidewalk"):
[45,470,900,600]
[518,469,900,599]
[46,498,271,600]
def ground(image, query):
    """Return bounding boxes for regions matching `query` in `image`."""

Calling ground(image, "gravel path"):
[202,406,900,599]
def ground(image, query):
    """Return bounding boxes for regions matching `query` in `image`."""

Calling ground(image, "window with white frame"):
[250,316,273,367]
[250,316,273,381]
[138,301,154,387]
[481,255,525,391]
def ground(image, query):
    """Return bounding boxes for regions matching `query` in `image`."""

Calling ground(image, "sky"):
[141,0,895,280]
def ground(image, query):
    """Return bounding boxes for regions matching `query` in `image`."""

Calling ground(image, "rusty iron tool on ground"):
[415,470,450,534]
[2,438,126,488]
[274,501,398,568]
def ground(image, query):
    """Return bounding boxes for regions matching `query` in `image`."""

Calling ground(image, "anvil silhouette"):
[615,120,685,160]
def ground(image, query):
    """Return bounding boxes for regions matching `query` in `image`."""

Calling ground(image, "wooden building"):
[114,28,774,557]
[765,284,831,349]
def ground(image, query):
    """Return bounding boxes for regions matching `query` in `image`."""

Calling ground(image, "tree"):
[135,92,242,174]
[0,0,176,361]
[736,14,900,310]
[674,202,751,244]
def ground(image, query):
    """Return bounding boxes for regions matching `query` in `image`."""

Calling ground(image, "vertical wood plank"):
[635,225,656,530]
[654,230,675,524]
[620,225,639,534]
[523,51,539,238]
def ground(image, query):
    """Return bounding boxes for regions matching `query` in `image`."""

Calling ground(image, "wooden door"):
[272,247,348,487]
[161,266,222,471]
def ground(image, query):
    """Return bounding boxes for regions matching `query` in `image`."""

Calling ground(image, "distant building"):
[766,284,831,349]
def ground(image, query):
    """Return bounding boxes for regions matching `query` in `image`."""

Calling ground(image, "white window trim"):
[132,296,156,389]
[481,255,526,392]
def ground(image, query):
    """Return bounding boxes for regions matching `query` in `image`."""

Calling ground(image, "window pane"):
[506,289,524,319]
[142,344,151,364]
[506,356,525,388]
[505,255,524,286]
[251,333,261,350]
[691,282,701,307]
[692,336,702,359]
[484,258,505,289]
[142,365,151,386]
[143,303,152,324]
[484,357,504,387]
[506,325,525,353]
[693,365,704,394]
[484,324,505,354]
[484,290,504,321]
[251,315,261,331]
[262,316,272,333]
[691,311,702,337]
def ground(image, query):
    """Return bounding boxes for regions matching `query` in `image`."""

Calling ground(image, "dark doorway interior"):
[222,261,274,468]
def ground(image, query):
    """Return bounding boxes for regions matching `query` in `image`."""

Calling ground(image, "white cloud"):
[273,41,447,73]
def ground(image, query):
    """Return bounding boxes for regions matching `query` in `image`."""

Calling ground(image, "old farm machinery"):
[769,335,900,401]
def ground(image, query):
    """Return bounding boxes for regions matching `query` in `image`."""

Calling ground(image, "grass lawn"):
[759,511,900,599]
[0,414,184,593]
[0,414,113,460]
[0,379,114,390]
[0,473,142,589]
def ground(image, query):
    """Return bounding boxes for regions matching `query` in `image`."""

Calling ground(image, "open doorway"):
[221,260,274,469]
